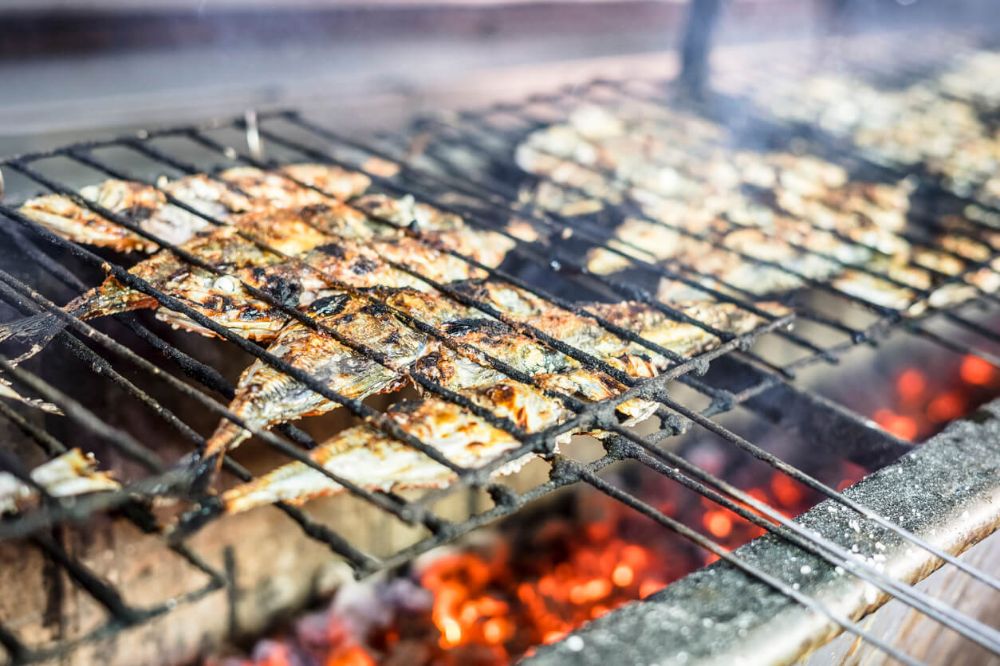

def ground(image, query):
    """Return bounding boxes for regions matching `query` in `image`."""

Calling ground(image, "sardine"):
[220,384,570,516]
[214,285,776,513]
[199,294,429,467]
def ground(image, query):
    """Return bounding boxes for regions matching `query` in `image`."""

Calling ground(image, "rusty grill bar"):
[0,40,998,665]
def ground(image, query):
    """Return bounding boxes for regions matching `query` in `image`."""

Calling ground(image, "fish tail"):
[0,377,62,413]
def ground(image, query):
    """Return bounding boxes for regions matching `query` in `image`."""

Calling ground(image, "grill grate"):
[0,40,998,665]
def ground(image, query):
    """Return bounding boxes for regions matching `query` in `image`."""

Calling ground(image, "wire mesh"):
[0,37,998,665]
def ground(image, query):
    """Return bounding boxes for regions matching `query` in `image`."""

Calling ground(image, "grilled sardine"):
[199,294,430,468]
[220,385,569,515]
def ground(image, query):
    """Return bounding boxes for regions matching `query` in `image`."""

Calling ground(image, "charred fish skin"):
[199,294,429,469]
[19,180,166,253]
[393,287,660,427]
[17,174,245,254]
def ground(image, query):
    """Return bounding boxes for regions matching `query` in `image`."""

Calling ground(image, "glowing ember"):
[960,355,996,386]
[206,462,844,666]
[875,354,999,442]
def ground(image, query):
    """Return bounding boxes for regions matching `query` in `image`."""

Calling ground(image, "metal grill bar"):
[0,55,997,663]
[278,112,843,367]
[1,141,992,652]
[390,99,1000,373]
[423,101,996,324]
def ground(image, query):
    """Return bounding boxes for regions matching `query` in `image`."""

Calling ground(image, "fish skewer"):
[0,449,119,515]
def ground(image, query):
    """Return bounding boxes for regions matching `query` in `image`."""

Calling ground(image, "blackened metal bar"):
[604,433,1000,644]
[0,282,384,570]
[562,80,1000,307]
[450,114,1000,356]
[116,312,319,450]
[31,534,138,624]
[178,127,739,367]
[67,145,563,447]
[705,355,912,468]
[400,314,783,512]
[0,202,474,480]
[441,85,1000,311]
[277,113,836,358]
[212,455,382,572]
[0,623,30,665]
[162,130,781,443]
[0,390,226,606]
[906,320,1000,369]
[388,113,863,346]
[0,212,464,538]
[0,355,163,472]
[0,398,65,457]
[451,111,971,323]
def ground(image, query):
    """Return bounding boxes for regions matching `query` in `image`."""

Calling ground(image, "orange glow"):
[770,474,805,507]
[212,457,865,666]
[927,392,965,423]
[639,579,665,598]
[960,356,996,386]
[612,564,635,587]
[873,409,919,441]
[325,646,376,666]
[896,368,927,403]
[703,510,733,538]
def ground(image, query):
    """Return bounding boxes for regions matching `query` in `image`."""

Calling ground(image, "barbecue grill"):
[0,20,998,666]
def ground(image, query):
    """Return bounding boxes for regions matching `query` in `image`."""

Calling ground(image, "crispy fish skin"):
[64,208,336,339]
[0,449,119,515]
[217,164,369,209]
[201,294,429,462]
[220,388,567,515]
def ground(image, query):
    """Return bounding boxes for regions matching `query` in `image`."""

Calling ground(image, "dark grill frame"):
[0,43,998,665]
